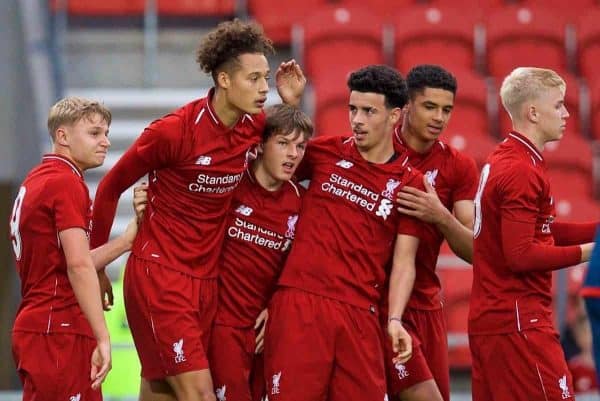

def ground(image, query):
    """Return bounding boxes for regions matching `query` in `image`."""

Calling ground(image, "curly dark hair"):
[347,65,408,109]
[406,64,457,99]
[196,19,274,81]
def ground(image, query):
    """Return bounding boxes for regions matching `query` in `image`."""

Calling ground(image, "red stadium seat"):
[444,69,498,166]
[312,72,352,137]
[51,0,145,15]
[543,134,593,175]
[248,0,328,45]
[577,8,600,84]
[341,0,414,17]
[438,254,473,369]
[428,0,507,13]
[547,169,599,222]
[590,79,600,139]
[157,0,235,16]
[393,6,479,73]
[520,0,597,22]
[485,6,568,79]
[296,5,387,81]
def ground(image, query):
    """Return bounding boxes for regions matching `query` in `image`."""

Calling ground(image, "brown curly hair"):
[196,19,274,82]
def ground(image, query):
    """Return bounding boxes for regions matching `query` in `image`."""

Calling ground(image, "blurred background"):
[1,0,600,399]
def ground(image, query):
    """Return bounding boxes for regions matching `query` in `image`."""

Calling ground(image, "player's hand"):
[133,183,149,222]
[98,270,114,311]
[254,308,269,354]
[276,59,306,107]
[122,217,139,250]
[388,319,412,364]
[90,339,111,390]
[396,175,448,225]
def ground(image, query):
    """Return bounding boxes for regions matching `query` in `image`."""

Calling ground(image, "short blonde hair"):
[500,67,566,120]
[47,97,112,140]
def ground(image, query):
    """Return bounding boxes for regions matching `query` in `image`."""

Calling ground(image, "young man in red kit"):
[263,65,426,401]
[469,67,598,401]
[383,65,478,401]
[9,97,139,401]
[208,104,312,401]
[90,20,305,401]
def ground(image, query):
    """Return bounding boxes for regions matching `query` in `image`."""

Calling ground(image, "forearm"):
[91,235,132,270]
[68,264,110,342]
[437,209,474,263]
[388,263,416,319]
[552,221,598,246]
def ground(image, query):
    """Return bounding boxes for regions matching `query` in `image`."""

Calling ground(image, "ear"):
[256,143,264,154]
[527,105,538,123]
[54,126,69,147]
[216,70,230,90]
[389,107,403,126]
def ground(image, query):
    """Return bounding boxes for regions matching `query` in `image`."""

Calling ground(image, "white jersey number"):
[473,164,490,239]
[10,186,26,260]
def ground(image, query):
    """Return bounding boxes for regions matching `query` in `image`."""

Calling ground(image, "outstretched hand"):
[276,59,306,107]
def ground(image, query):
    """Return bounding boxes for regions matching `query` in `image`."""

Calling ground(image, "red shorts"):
[383,307,449,401]
[209,324,265,401]
[124,254,217,380]
[470,327,575,401]
[12,331,102,401]
[263,288,387,401]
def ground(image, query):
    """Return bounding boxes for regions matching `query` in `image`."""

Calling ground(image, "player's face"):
[260,130,307,183]
[62,113,111,171]
[225,53,270,115]
[534,86,569,143]
[349,91,398,152]
[405,87,454,143]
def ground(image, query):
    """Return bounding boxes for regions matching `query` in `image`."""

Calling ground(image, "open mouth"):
[282,161,295,173]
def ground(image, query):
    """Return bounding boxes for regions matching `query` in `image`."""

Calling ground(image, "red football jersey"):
[92,89,265,278]
[215,170,304,328]
[10,155,94,338]
[278,136,426,312]
[469,132,581,335]
[395,132,478,310]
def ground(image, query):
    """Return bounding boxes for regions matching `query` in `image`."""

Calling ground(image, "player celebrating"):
[385,65,478,401]
[90,19,305,401]
[263,65,426,401]
[10,97,139,401]
[469,67,597,401]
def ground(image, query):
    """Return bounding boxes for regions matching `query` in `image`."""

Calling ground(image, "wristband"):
[388,316,403,324]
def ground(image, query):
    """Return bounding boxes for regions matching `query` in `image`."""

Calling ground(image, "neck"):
[512,123,546,152]
[357,134,395,164]
[252,159,284,191]
[401,123,435,153]
[52,145,85,172]
[212,88,242,128]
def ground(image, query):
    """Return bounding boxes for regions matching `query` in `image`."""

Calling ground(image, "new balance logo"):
[376,199,393,220]
[271,371,282,394]
[216,385,227,401]
[395,362,409,379]
[69,394,81,401]
[173,338,186,363]
[336,160,354,169]
[195,155,212,165]
[236,205,253,216]
[559,375,571,399]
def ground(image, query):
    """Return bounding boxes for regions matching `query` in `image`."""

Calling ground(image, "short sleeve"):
[452,153,479,202]
[54,175,89,232]
[135,114,183,168]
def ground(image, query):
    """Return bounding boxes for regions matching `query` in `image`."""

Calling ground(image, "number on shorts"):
[473,164,490,239]
[10,186,26,260]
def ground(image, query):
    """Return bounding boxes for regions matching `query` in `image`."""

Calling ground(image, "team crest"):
[285,214,298,239]
[425,169,438,187]
[382,178,401,200]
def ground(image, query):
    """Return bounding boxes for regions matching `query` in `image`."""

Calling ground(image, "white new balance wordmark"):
[195,155,212,165]
[336,159,354,169]
[236,205,253,216]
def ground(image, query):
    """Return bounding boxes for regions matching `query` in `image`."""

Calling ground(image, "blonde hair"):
[500,67,566,120]
[47,97,112,140]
